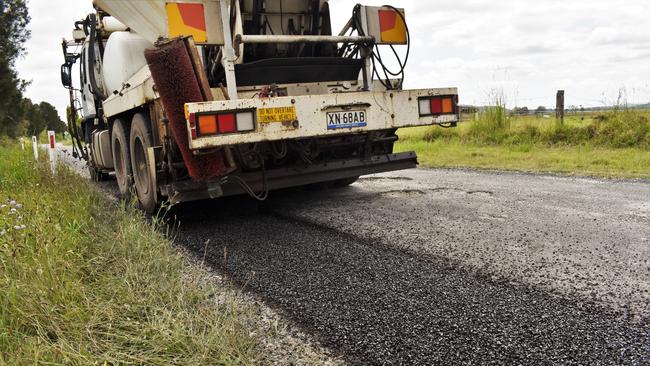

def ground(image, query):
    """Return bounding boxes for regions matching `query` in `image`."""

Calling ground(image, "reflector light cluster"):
[418,96,457,117]
[189,110,256,139]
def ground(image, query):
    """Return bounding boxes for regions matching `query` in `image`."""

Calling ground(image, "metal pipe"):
[338,18,354,36]
[236,34,374,44]
[220,0,238,99]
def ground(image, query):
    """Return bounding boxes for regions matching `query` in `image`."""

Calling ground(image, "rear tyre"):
[111,119,132,198]
[129,113,158,214]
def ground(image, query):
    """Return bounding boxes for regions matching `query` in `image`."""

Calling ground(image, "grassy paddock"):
[396,109,650,178]
[0,142,258,364]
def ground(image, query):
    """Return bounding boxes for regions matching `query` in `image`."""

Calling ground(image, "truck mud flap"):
[167,152,417,204]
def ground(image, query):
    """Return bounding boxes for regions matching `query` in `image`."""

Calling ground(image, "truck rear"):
[60,0,459,212]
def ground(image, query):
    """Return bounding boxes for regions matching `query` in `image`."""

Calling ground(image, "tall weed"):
[0,143,258,365]
[420,107,649,150]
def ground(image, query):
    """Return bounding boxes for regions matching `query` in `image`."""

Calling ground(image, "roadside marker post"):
[556,90,565,125]
[32,136,38,161]
[48,131,57,173]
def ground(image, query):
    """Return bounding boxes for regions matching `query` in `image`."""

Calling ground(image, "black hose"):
[372,5,410,90]
[66,107,80,158]
[87,14,107,101]
[227,151,269,201]
[342,4,411,90]
[67,100,88,161]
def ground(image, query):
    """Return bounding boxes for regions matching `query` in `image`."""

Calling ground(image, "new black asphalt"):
[173,184,649,365]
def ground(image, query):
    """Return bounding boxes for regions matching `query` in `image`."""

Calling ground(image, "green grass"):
[396,139,650,178]
[396,109,650,178]
[0,142,259,364]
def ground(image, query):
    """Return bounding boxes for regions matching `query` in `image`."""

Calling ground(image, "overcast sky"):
[16,0,650,120]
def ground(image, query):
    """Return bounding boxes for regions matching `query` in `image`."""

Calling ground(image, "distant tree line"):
[0,0,65,138]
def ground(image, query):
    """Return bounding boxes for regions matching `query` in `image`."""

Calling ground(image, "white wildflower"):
[0,229,5,236]
[0,204,6,209]
[8,208,17,215]
[15,204,23,209]
[8,200,16,206]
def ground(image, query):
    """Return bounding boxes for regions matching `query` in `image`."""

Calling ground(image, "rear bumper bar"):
[164,151,418,204]
[184,88,458,150]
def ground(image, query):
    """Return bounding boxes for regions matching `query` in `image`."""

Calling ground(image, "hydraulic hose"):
[87,14,107,101]
[342,4,411,90]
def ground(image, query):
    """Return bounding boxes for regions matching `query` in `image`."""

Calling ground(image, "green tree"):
[22,99,46,136]
[0,0,31,136]
[0,64,26,137]
[514,106,529,115]
[39,101,66,133]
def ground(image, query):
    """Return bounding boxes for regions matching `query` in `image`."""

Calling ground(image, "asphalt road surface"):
[170,169,650,365]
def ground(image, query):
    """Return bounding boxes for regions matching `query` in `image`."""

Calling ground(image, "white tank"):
[102,31,153,94]
[101,17,128,33]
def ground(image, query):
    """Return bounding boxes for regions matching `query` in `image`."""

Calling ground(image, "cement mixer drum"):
[93,0,225,45]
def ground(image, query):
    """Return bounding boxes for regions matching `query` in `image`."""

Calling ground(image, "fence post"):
[556,90,565,124]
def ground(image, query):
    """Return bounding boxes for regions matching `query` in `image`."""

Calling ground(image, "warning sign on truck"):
[257,106,297,123]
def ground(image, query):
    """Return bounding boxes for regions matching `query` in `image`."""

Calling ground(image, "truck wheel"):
[129,113,158,214]
[111,119,132,198]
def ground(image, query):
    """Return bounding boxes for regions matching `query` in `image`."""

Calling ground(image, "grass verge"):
[396,109,650,179]
[0,142,258,364]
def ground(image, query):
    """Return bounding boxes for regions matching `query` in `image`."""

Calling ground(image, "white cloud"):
[16,0,650,121]
[16,0,93,120]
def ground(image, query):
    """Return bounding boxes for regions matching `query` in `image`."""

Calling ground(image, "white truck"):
[61,0,459,212]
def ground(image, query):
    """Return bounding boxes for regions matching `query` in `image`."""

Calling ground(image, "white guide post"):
[32,136,38,161]
[48,131,56,172]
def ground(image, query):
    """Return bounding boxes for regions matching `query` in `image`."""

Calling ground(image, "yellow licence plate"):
[257,106,297,123]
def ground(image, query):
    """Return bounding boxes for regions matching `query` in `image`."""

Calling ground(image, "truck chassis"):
[60,1,459,212]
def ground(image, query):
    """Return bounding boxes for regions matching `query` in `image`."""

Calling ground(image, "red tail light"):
[419,95,457,117]
[191,110,257,138]
[189,113,198,139]
[217,113,236,133]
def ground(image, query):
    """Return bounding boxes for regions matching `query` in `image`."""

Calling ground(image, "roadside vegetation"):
[396,108,650,178]
[0,142,259,364]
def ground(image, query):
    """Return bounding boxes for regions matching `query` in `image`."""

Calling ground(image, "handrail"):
[235,34,375,45]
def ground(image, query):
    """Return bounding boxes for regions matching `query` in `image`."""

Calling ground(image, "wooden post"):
[556,90,565,124]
